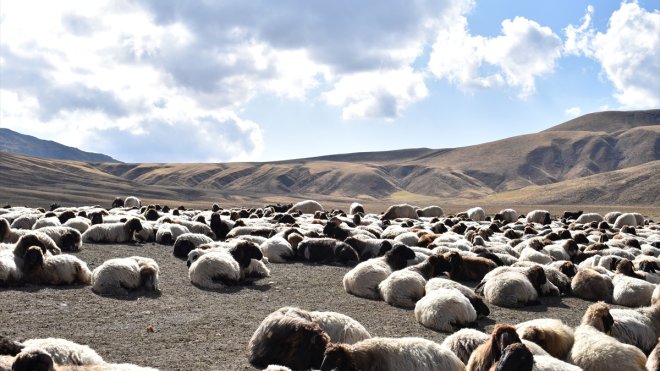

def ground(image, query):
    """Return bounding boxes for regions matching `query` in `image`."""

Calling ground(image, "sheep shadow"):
[93,290,163,301]
[193,280,272,294]
[1,283,90,293]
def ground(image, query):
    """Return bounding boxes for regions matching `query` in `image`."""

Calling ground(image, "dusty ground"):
[2,242,602,370]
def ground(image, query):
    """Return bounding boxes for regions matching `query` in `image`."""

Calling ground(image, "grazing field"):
[1,241,609,370]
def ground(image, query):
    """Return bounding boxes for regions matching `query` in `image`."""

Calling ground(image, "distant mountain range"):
[0,109,658,210]
[0,128,119,163]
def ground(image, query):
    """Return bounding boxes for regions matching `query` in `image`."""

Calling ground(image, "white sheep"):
[91,256,159,296]
[381,204,419,220]
[612,271,656,307]
[495,209,518,223]
[259,236,295,263]
[124,196,142,208]
[417,205,444,218]
[425,277,490,317]
[32,216,61,230]
[0,249,23,285]
[414,287,477,332]
[378,254,451,308]
[441,328,489,365]
[321,337,465,371]
[467,207,486,222]
[475,266,546,308]
[155,223,190,245]
[289,200,324,214]
[610,304,660,354]
[343,244,415,299]
[349,202,365,215]
[2,336,105,365]
[614,213,641,228]
[568,302,647,371]
[269,307,371,344]
[63,217,91,233]
[22,247,91,285]
[187,242,264,288]
[33,226,82,252]
[526,210,551,225]
[10,215,39,230]
[81,218,143,244]
[571,267,614,302]
[576,213,604,224]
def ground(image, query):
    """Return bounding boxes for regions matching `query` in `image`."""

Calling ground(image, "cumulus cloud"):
[565,107,582,117]
[564,2,660,108]
[429,14,562,98]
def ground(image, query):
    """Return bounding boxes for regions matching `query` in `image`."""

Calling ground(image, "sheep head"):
[60,231,81,252]
[469,296,490,317]
[495,343,533,371]
[0,219,9,240]
[187,249,205,267]
[320,343,353,371]
[111,197,124,208]
[582,302,614,334]
[230,241,263,268]
[125,218,143,234]
[139,264,159,292]
[490,324,522,361]
[335,244,359,266]
[385,244,415,270]
[639,260,658,273]
[427,254,451,277]
[377,240,393,256]
[57,210,76,224]
[0,335,24,356]
[13,235,48,258]
[558,261,577,278]
[542,212,551,225]
[12,349,54,371]
[525,266,547,295]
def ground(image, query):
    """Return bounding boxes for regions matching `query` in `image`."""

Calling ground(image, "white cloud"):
[429,14,562,98]
[564,2,660,108]
[565,107,582,116]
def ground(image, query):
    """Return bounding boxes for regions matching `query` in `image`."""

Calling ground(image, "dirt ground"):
[2,242,600,370]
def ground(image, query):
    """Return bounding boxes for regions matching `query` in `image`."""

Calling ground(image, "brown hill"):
[0,110,658,209]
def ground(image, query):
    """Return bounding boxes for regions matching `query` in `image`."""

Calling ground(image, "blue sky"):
[0,0,658,163]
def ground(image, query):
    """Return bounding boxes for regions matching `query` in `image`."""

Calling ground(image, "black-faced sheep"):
[296,238,359,265]
[349,202,365,215]
[124,196,141,209]
[210,212,233,241]
[248,313,330,370]
[33,226,82,252]
[343,237,392,261]
[568,302,647,371]
[172,233,214,259]
[22,247,91,285]
[0,336,105,366]
[381,204,418,220]
[289,200,324,214]
[562,210,584,221]
[425,278,490,317]
[444,251,497,281]
[571,267,614,302]
[259,236,295,263]
[13,234,61,257]
[188,241,264,288]
[613,259,656,307]
[91,256,159,296]
[377,254,451,308]
[320,337,464,371]
[81,218,143,244]
[515,318,574,359]
[494,209,518,224]
[343,244,415,299]
[417,205,444,218]
[414,287,477,332]
[266,307,371,344]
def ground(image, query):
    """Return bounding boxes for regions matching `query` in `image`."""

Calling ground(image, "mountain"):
[0,110,658,210]
[0,128,120,163]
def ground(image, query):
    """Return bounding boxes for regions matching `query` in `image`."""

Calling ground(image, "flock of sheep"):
[0,196,659,370]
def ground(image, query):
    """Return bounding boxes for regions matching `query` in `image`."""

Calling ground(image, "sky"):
[0,0,658,163]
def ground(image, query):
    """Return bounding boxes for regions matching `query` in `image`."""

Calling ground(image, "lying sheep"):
[526,210,551,225]
[22,246,91,285]
[414,288,477,332]
[466,324,524,371]
[81,218,143,244]
[467,207,486,222]
[32,216,61,230]
[614,213,642,228]
[63,217,91,233]
[343,244,415,299]
[320,336,464,371]
[494,209,518,224]
[610,304,660,354]
[613,259,656,307]
[425,278,490,317]
[571,267,614,302]
[0,336,105,366]
[91,256,159,296]
[188,241,264,288]
[124,196,142,209]
[260,236,295,263]
[0,249,23,285]
[155,223,190,245]
[33,226,82,252]
[568,302,647,371]
[378,254,451,308]
[441,328,489,365]
[444,251,497,281]
[296,238,359,265]
[576,213,604,224]
[172,233,214,259]
[266,307,371,344]
[289,200,324,214]
[417,206,444,218]
[515,318,574,359]
[344,237,392,261]
[474,265,546,308]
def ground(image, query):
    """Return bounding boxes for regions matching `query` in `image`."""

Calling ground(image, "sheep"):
[654,285,660,306]
[377,254,451,308]
[414,287,477,332]
[613,259,656,307]
[526,210,551,225]
[210,212,233,241]
[10,214,39,229]
[188,241,263,288]
[610,304,660,354]
[296,238,359,265]
[441,328,489,365]
[0,336,105,366]
[344,237,392,261]
[343,244,415,299]
[175,219,215,238]
[381,204,418,220]
[320,336,465,371]
[425,278,490,317]
[63,217,91,233]
[466,324,524,371]
[515,318,574,359]
[0,249,24,285]
[417,205,444,218]
[267,307,371,344]
[648,339,660,371]
[124,196,141,208]
[259,236,295,263]
[562,210,584,221]
[444,251,497,281]
[494,209,518,224]
[7,347,158,370]
[12,233,62,257]
[155,223,191,245]
[289,200,324,214]
[568,302,647,371]
[349,202,365,215]
[91,256,159,296]
[467,207,486,222]
[32,216,61,230]
[571,267,614,302]
[513,261,573,295]
[576,213,604,224]
[21,246,92,285]
[615,213,642,228]
[605,211,623,224]
[248,313,330,370]
[172,233,214,259]
[33,226,82,252]
[81,218,143,244]
[474,265,546,308]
